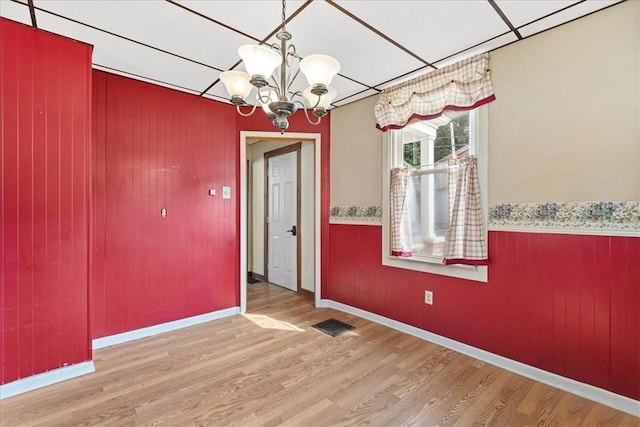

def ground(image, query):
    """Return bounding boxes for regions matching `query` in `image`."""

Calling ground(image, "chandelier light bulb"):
[303,86,337,110]
[238,45,281,86]
[219,70,252,104]
[299,54,340,87]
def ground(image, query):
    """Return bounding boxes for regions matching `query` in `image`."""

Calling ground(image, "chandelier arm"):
[270,75,282,95]
[313,94,323,110]
[226,0,336,133]
[256,86,276,104]
[284,45,298,90]
[236,103,259,117]
[287,67,302,92]
[287,44,297,60]
[296,100,321,125]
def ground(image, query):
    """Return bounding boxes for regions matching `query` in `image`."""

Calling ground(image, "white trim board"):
[329,220,383,226]
[240,131,323,313]
[0,361,95,400]
[93,307,240,349]
[322,300,640,417]
[488,225,640,237]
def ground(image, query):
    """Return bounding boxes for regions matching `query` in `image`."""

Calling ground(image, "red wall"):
[1,19,92,384]
[91,73,331,339]
[327,225,640,400]
[92,72,238,338]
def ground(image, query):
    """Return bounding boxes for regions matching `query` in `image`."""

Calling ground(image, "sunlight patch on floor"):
[243,313,305,332]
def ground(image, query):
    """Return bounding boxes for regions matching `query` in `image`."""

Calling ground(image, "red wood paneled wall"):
[1,18,92,384]
[92,72,238,338]
[328,225,640,400]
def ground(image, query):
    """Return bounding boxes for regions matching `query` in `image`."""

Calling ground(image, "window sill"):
[382,254,488,282]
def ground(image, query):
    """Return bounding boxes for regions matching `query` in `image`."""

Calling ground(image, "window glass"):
[381,107,488,282]
[394,111,472,260]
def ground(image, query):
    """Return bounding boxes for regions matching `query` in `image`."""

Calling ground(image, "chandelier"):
[219,0,340,133]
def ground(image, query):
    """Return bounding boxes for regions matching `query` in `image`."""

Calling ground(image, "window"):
[382,107,488,282]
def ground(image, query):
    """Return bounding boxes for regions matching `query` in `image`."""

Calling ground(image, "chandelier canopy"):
[219,0,340,133]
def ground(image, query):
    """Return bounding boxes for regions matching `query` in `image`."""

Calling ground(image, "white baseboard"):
[0,361,95,400]
[93,307,240,350]
[324,300,640,417]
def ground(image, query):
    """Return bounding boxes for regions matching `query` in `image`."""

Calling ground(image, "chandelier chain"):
[281,0,286,32]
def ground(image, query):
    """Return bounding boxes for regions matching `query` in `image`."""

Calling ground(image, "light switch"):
[222,186,231,199]
[209,189,216,196]
[161,208,167,218]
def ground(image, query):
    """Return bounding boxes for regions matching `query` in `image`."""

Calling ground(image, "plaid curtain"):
[443,156,488,265]
[375,53,495,132]
[390,168,412,257]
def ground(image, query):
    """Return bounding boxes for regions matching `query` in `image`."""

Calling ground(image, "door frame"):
[240,131,322,313]
[263,143,302,291]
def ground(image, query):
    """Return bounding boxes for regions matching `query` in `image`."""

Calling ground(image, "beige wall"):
[330,95,383,207]
[330,0,639,206]
[488,0,639,203]
[247,140,315,292]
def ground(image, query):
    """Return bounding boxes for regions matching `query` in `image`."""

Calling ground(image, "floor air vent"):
[312,318,355,337]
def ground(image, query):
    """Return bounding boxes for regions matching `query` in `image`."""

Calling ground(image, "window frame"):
[381,106,489,282]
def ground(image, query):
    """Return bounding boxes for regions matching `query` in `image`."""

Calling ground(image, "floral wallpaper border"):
[330,201,640,234]
[330,205,382,224]
[488,201,639,234]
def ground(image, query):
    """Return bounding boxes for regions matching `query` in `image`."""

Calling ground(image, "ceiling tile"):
[322,74,374,105]
[332,88,380,107]
[0,0,32,25]
[202,81,233,102]
[375,31,516,93]
[519,0,622,38]
[3,0,624,109]
[175,0,306,39]
[375,66,436,91]
[32,0,252,70]
[432,32,518,69]
[201,91,229,103]
[333,0,510,64]
[37,12,219,94]
[265,0,425,89]
[93,64,203,96]
[495,0,575,28]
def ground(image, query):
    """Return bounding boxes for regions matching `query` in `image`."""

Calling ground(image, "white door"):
[267,151,297,291]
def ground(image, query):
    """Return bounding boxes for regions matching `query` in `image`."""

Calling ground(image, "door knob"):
[286,225,297,236]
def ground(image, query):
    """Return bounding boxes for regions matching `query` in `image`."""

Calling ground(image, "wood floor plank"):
[1,283,638,426]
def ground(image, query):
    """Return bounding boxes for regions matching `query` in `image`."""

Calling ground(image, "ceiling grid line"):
[0,0,624,109]
[26,0,36,28]
[185,0,315,96]
[92,63,220,97]
[488,0,523,40]
[367,0,621,94]
[325,0,436,69]
[165,0,262,44]
[12,0,223,71]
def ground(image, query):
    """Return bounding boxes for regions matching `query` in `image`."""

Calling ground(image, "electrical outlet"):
[424,290,433,305]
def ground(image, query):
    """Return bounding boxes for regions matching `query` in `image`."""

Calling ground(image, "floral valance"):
[375,53,496,132]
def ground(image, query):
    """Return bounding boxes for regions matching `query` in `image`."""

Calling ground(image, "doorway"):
[240,131,322,313]
[264,144,300,292]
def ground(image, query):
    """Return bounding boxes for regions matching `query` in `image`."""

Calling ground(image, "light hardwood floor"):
[1,283,638,426]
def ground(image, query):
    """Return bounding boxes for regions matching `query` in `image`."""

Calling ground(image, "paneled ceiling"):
[1,0,622,108]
